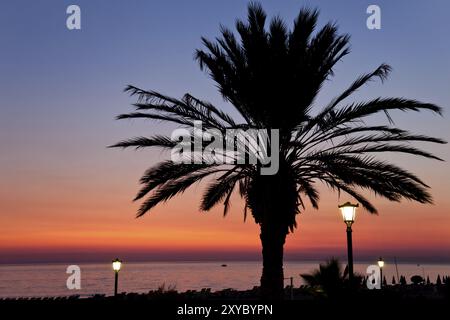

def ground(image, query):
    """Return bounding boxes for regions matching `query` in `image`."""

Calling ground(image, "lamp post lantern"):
[378,257,385,288]
[339,202,359,283]
[112,258,122,296]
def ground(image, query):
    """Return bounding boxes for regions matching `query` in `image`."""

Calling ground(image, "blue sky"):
[1,1,449,145]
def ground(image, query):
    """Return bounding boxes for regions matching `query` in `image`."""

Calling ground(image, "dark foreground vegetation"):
[1,283,449,319]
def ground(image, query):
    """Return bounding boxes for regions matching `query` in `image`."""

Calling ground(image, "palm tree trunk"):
[260,222,287,299]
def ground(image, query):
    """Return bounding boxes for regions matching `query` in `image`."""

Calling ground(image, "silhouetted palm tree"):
[301,258,362,297]
[111,3,445,299]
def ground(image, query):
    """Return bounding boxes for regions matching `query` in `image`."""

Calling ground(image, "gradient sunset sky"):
[1,0,449,264]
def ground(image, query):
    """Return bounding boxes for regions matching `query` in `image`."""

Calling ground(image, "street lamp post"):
[378,257,384,288]
[284,277,294,300]
[339,202,359,283]
[112,258,122,296]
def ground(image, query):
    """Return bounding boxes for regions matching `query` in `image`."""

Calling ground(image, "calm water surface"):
[0,261,449,298]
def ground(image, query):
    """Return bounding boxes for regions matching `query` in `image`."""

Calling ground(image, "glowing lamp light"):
[338,202,359,225]
[378,257,385,268]
[112,258,122,272]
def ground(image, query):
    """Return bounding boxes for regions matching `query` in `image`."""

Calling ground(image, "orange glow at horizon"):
[1,164,450,262]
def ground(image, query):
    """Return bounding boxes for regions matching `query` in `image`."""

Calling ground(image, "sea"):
[0,261,449,298]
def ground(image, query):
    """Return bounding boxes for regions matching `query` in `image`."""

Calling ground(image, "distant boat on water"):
[221,264,227,267]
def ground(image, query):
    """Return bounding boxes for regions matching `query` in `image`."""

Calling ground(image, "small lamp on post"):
[112,258,122,296]
[339,202,359,283]
[378,257,385,288]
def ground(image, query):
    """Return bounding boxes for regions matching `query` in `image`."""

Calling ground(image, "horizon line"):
[3,256,450,266]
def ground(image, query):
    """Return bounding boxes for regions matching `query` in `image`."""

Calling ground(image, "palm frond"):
[289,7,318,58]
[307,154,433,204]
[297,179,319,209]
[323,178,377,213]
[109,135,175,150]
[200,171,241,212]
[334,144,443,161]
[116,112,195,127]
[324,64,392,113]
[332,98,442,126]
[135,161,213,201]
[137,170,216,217]
[123,85,234,129]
